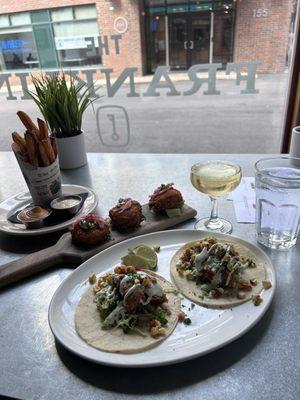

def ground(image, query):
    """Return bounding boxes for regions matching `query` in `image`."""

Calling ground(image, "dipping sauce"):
[51,195,81,210]
[18,206,50,222]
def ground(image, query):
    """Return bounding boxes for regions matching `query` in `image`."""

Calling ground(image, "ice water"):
[256,166,300,249]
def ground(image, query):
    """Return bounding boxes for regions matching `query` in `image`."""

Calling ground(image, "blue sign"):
[1,39,31,53]
[150,20,158,32]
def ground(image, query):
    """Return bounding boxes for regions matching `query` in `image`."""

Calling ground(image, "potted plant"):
[29,73,94,169]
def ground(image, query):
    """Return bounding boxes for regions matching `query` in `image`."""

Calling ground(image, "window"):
[74,5,98,20]
[0,5,101,71]
[0,15,10,28]
[0,17,38,71]
[51,8,73,22]
[10,13,31,26]
[0,0,299,156]
[51,6,101,68]
[53,21,100,67]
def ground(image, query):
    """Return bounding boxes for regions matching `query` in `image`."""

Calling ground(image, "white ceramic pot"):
[290,126,300,159]
[56,132,87,170]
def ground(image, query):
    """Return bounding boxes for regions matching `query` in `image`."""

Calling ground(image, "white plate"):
[48,230,276,368]
[0,184,98,236]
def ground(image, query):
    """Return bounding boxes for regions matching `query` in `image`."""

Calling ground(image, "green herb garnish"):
[153,306,168,326]
[79,220,96,230]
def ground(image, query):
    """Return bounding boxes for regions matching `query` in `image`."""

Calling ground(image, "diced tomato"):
[133,266,144,271]
[178,311,185,322]
[124,266,143,273]
[114,266,126,274]
[239,282,252,291]
[149,319,157,328]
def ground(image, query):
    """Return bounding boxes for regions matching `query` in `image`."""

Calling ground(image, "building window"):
[0,12,38,71]
[10,12,31,26]
[51,8,73,22]
[0,15,10,28]
[51,6,100,68]
[74,5,98,20]
[0,4,101,71]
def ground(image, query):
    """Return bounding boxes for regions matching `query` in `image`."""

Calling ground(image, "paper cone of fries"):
[12,111,62,206]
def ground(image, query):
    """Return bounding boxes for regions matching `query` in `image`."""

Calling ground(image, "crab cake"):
[109,198,143,228]
[70,214,110,245]
[149,183,183,213]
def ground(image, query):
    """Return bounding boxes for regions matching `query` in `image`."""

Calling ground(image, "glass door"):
[169,11,211,70]
[168,13,188,70]
[189,12,210,65]
[148,14,167,73]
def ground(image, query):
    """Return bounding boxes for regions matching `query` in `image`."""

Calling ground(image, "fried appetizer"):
[149,183,183,214]
[109,198,143,228]
[70,214,110,245]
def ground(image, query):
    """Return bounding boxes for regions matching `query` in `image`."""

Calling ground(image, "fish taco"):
[75,266,180,353]
[170,237,267,309]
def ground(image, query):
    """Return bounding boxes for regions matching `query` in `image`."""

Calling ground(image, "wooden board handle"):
[0,245,63,289]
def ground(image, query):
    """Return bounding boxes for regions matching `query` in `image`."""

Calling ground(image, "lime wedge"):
[121,254,151,269]
[127,243,149,252]
[123,243,158,270]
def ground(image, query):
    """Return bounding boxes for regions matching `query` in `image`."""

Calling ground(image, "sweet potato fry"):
[24,132,38,166]
[17,111,40,137]
[22,152,29,164]
[37,141,50,167]
[11,143,29,163]
[42,139,55,164]
[12,132,26,154]
[50,135,57,158]
[11,142,21,154]
[37,118,48,140]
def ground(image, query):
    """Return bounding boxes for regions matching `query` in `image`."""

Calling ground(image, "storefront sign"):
[55,36,99,50]
[1,39,22,50]
[1,39,31,53]
[150,3,212,14]
[113,17,128,34]
[167,3,212,13]
[0,62,260,101]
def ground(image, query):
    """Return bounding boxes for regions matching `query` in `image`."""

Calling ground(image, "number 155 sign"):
[253,8,269,18]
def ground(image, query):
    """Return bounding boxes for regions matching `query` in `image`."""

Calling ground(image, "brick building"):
[0,0,296,81]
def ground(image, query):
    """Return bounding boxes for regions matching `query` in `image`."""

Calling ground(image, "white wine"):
[190,161,241,197]
[190,161,241,233]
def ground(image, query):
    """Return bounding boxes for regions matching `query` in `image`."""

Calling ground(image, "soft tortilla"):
[75,271,180,353]
[170,240,266,309]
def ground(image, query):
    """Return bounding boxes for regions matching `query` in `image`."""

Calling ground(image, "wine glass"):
[190,160,242,233]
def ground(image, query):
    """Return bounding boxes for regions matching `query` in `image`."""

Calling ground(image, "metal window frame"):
[281,0,300,153]
[145,0,234,12]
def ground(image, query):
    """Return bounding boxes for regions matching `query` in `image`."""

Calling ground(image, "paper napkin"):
[227,177,256,223]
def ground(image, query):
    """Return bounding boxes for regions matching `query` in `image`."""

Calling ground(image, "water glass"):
[255,157,300,249]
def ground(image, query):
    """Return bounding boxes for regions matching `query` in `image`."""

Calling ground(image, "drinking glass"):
[255,157,300,249]
[190,160,242,233]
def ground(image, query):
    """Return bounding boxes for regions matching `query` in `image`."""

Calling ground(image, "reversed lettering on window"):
[96,105,130,148]
[0,61,260,100]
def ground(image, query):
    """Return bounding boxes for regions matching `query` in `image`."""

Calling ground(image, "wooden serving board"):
[0,204,196,289]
